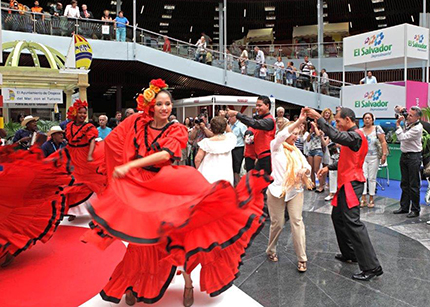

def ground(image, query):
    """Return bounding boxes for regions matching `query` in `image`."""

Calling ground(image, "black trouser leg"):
[255,155,272,216]
[407,153,422,213]
[331,200,356,260]
[400,154,411,211]
[335,182,380,272]
[245,157,255,172]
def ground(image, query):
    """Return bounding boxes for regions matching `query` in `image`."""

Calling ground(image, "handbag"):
[375,138,383,160]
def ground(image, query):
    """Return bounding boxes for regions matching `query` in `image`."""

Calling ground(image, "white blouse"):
[197,133,237,185]
[268,128,311,202]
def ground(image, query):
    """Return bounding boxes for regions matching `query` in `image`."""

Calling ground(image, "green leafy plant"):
[3,122,21,139]
[37,120,59,133]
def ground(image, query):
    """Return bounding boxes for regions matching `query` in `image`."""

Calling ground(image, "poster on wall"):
[342,84,406,118]
[2,88,63,104]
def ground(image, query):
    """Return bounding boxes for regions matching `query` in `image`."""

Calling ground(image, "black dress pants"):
[331,181,380,272]
[400,152,422,213]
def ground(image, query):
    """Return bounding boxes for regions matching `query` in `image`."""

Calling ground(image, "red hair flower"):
[136,79,169,115]
[67,99,88,121]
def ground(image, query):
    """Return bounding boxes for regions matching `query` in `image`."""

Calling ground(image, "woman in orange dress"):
[83,79,270,306]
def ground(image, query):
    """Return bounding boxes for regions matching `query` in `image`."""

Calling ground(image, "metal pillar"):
[116,0,121,15]
[116,85,122,112]
[219,3,223,54]
[133,0,137,58]
[317,0,323,108]
[223,0,227,85]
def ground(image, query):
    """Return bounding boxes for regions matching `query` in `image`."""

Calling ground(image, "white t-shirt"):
[274,61,285,72]
[260,67,267,77]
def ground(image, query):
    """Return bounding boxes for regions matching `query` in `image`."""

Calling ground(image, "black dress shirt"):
[237,113,275,131]
[317,117,362,170]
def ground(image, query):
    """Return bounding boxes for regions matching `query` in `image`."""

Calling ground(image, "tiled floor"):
[235,190,430,307]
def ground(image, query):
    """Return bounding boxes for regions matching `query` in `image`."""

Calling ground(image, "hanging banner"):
[343,24,429,66]
[342,84,405,118]
[2,88,63,104]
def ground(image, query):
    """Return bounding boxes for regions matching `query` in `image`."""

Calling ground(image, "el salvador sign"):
[342,83,405,118]
[344,24,429,66]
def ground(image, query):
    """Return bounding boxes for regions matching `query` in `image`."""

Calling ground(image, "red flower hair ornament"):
[67,99,88,121]
[136,79,169,115]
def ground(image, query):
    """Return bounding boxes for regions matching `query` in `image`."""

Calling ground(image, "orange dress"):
[84,113,271,304]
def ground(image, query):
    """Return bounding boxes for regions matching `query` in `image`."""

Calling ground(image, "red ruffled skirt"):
[84,166,271,303]
[0,146,90,258]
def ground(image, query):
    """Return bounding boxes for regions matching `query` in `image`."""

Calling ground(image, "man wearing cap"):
[41,126,67,157]
[13,115,39,149]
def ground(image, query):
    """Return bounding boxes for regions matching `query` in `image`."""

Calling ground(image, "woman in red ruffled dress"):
[83,79,271,306]
[0,100,106,267]
[62,99,106,200]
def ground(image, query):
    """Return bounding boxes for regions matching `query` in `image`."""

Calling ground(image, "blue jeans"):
[116,27,126,42]
[254,64,261,77]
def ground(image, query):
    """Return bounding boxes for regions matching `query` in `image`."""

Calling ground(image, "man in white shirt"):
[254,46,265,77]
[360,71,378,84]
[300,56,313,91]
[393,106,423,218]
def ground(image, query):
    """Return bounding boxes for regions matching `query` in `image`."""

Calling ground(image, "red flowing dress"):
[0,146,86,259]
[84,113,271,304]
[61,122,107,204]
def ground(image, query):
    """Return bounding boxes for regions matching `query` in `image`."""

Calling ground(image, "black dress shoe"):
[393,209,408,214]
[335,253,357,263]
[407,211,419,218]
[352,266,383,281]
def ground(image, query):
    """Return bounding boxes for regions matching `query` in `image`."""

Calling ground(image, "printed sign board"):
[342,84,405,118]
[2,88,63,104]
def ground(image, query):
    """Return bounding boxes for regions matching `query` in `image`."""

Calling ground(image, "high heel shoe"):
[368,200,375,208]
[183,286,194,307]
[125,290,136,306]
[360,199,367,208]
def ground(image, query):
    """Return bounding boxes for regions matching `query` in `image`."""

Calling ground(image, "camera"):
[394,105,408,119]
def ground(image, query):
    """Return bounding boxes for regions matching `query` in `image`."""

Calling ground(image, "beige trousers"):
[266,190,307,262]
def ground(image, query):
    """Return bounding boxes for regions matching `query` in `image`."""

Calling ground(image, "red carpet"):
[0,226,126,307]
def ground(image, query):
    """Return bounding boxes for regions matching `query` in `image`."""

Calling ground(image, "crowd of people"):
[5,0,129,41]
[3,80,430,306]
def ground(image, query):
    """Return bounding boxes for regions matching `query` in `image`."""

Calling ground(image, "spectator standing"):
[195,117,236,185]
[228,96,276,175]
[41,126,67,157]
[163,36,171,53]
[286,61,297,87]
[306,121,328,191]
[80,4,93,18]
[50,2,63,16]
[115,11,129,42]
[320,68,330,95]
[189,113,214,166]
[206,50,213,66]
[259,64,267,80]
[109,111,122,129]
[393,107,423,218]
[194,36,207,63]
[64,0,80,18]
[125,108,135,118]
[201,32,212,45]
[295,121,309,155]
[359,112,388,208]
[274,56,285,84]
[229,114,247,185]
[299,56,313,91]
[360,71,378,84]
[276,107,289,126]
[226,50,233,70]
[101,10,113,40]
[254,46,265,78]
[97,115,112,140]
[239,47,249,74]
[31,1,43,14]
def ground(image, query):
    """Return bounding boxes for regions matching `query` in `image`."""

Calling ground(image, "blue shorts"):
[308,149,323,157]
